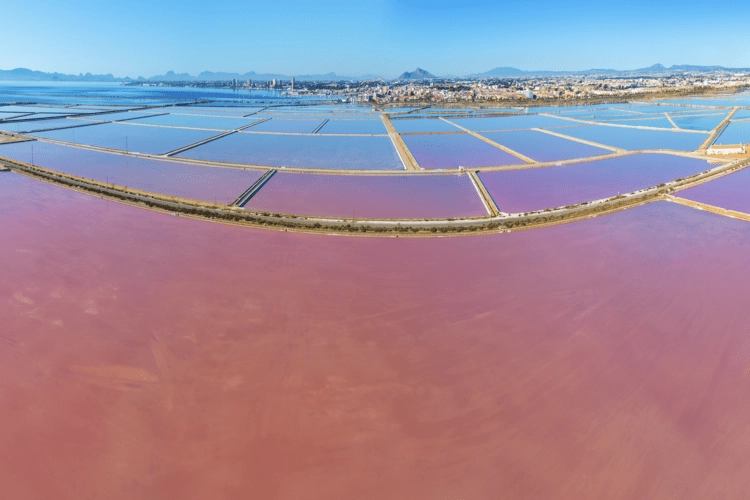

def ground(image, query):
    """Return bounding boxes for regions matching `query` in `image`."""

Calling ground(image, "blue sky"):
[3,0,750,78]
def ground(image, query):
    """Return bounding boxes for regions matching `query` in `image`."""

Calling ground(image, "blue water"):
[392,118,462,133]
[3,112,84,122]
[555,125,708,151]
[657,92,750,108]
[556,108,634,118]
[422,108,492,114]
[0,81,324,107]
[318,120,387,135]
[249,119,324,134]
[622,105,698,114]
[0,112,27,120]
[715,122,750,145]
[270,105,374,115]
[75,110,171,122]
[0,117,100,134]
[172,106,265,116]
[669,109,728,116]
[564,112,644,121]
[671,114,728,131]
[129,113,260,130]
[594,118,675,129]
[0,104,94,114]
[402,133,520,169]
[33,122,219,155]
[541,104,614,115]
[385,107,421,113]
[482,130,611,162]
[452,114,573,131]
[176,133,404,170]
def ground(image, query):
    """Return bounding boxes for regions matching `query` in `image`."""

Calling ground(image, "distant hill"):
[397,68,436,80]
[0,67,377,83]
[0,68,123,82]
[469,67,530,77]
[150,70,195,81]
[470,63,750,78]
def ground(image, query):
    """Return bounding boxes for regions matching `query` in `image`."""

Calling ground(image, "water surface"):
[482,130,610,162]
[678,167,750,213]
[556,125,707,151]
[402,133,520,169]
[3,180,750,498]
[178,132,404,170]
[392,118,461,133]
[318,120,386,135]
[671,114,728,131]
[479,153,712,212]
[33,122,219,155]
[130,113,259,130]
[714,121,750,145]
[244,172,486,219]
[0,117,103,134]
[0,140,262,203]
[250,119,324,133]
[452,114,572,131]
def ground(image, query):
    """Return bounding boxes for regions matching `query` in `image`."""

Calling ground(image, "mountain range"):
[0,68,380,83]
[0,64,748,83]
[468,64,750,78]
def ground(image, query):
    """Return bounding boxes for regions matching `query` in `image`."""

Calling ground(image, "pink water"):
[480,153,712,212]
[678,166,750,213]
[0,141,263,204]
[244,172,487,219]
[4,174,750,499]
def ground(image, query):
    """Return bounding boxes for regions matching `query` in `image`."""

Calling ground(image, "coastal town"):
[130,70,750,106]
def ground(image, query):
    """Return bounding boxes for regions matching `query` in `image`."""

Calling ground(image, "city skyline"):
[4,0,750,78]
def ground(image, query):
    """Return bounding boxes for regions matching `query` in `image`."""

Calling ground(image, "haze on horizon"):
[4,0,750,79]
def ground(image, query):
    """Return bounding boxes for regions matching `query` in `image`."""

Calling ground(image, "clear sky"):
[4,0,750,78]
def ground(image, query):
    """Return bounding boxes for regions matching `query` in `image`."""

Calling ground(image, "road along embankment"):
[2,154,749,237]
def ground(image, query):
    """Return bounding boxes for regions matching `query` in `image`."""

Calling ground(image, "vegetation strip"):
[2,154,748,237]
